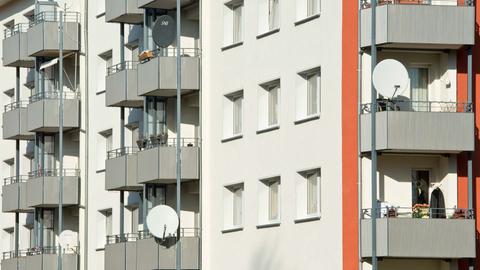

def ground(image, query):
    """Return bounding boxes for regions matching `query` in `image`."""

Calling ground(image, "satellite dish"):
[152,15,176,48]
[372,59,409,98]
[59,230,77,248]
[146,205,179,239]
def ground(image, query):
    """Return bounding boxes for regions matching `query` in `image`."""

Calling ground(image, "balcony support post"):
[15,66,20,259]
[176,0,182,269]
[57,8,64,270]
[467,45,474,270]
[119,22,126,244]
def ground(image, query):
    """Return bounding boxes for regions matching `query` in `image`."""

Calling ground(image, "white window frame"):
[223,182,245,232]
[223,90,244,141]
[223,0,244,47]
[295,67,321,123]
[257,176,281,227]
[97,50,112,92]
[258,0,280,35]
[258,80,280,132]
[295,168,321,222]
[296,0,320,22]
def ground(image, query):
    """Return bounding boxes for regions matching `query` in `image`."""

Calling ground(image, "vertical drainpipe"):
[175,0,182,269]
[83,0,90,269]
[57,8,64,270]
[142,9,149,231]
[198,0,203,268]
[15,67,20,262]
[370,0,378,269]
[467,44,473,270]
[357,0,363,269]
[119,21,127,270]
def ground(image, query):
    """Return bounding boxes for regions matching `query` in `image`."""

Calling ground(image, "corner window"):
[296,67,321,122]
[223,0,244,46]
[296,168,321,222]
[258,0,280,35]
[258,177,281,227]
[223,91,244,140]
[258,80,280,132]
[223,183,244,231]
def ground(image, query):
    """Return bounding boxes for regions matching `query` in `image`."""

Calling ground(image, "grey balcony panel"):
[361,111,474,153]
[137,57,200,97]
[26,254,78,270]
[1,257,26,270]
[106,69,143,107]
[26,176,79,208]
[2,182,29,213]
[361,5,475,49]
[3,32,34,67]
[361,218,476,258]
[136,237,199,270]
[137,0,193,9]
[106,0,143,24]
[105,154,142,191]
[27,22,80,57]
[136,238,159,270]
[25,255,42,270]
[137,146,199,184]
[105,242,137,270]
[3,108,34,140]
[27,99,80,132]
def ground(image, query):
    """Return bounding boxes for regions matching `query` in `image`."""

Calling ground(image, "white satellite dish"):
[372,59,409,98]
[146,205,179,239]
[59,230,77,249]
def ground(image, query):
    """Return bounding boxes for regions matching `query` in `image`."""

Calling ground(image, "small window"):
[4,158,14,178]
[98,129,112,169]
[100,209,112,243]
[296,0,320,21]
[258,177,281,226]
[4,89,14,103]
[43,209,55,247]
[223,183,244,230]
[100,129,113,159]
[296,67,321,122]
[258,80,280,131]
[223,0,244,46]
[4,227,14,251]
[258,0,280,34]
[296,168,321,221]
[97,50,112,91]
[3,20,14,31]
[223,91,244,140]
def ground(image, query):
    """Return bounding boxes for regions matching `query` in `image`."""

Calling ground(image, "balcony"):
[3,102,34,140]
[105,147,142,191]
[137,49,200,97]
[1,251,26,270]
[27,12,80,57]
[361,100,474,153]
[26,169,80,208]
[105,0,143,24]
[361,207,476,259]
[24,247,78,270]
[2,24,34,67]
[137,0,195,9]
[137,138,200,185]
[360,1,475,49]
[106,61,143,107]
[105,229,199,270]
[2,176,30,213]
[27,91,80,133]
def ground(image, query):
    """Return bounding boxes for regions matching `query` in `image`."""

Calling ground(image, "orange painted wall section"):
[342,0,359,269]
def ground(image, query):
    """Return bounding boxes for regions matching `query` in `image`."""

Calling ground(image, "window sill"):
[221,134,243,143]
[294,14,320,26]
[256,125,280,134]
[256,28,280,39]
[222,226,244,234]
[96,12,106,19]
[256,222,281,229]
[96,169,106,173]
[96,90,106,95]
[294,114,320,125]
[95,247,105,252]
[294,215,321,224]
[221,42,244,51]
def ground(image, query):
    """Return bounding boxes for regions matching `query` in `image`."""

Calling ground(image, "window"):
[296,0,320,21]
[258,177,281,226]
[258,80,280,131]
[296,168,321,221]
[4,228,14,251]
[96,0,105,16]
[43,135,56,172]
[100,209,113,240]
[4,158,14,178]
[223,0,244,46]
[147,185,166,212]
[223,183,244,231]
[129,206,140,234]
[296,67,320,122]
[223,91,244,140]
[43,209,55,247]
[4,89,14,103]
[146,97,167,138]
[97,50,112,91]
[258,0,280,35]
[99,129,112,167]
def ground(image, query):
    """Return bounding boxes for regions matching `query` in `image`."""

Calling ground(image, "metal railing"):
[25,246,79,256]
[4,100,29,112]
[139,48,201,63]
[107,147,139,159]
[2,250,28,260]
[30,11,80,26]
[29,91,80,103]
[106,228,200,245]
[361,0,474,8]
[137,137,201,150]
[362,206,475,219]
[4,23,29,38]
[361,100,473,114]
[107,61,138,75]
[3,175,29,186]
[28,168,80,178]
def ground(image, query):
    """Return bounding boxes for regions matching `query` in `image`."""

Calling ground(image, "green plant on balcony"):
[412,204,429,218]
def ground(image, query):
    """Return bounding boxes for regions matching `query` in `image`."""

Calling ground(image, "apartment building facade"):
[0,0,478,270]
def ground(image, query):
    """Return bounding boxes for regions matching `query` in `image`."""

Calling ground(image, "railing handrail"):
[361,0,474,9]
[107,147,139,159]
[107,61,138,75]
[4,100,29,112]
[30,11,80,26]
[362,206,475,219]
[106,228,201,244]
[137,137,201,150]
[28,168,80,178]
[29,91,80,103]
[3,175,29,186]
[25,246,79,256]
[361,99,473,114]
[4,23,29,38]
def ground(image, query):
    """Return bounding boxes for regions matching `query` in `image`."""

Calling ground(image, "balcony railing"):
[29,91,80,103]
[28,168,80,178]
[107,61,138,76]
[107,228,201,245]
[3,175,29,186]
[361,100,473,114]
[30,11,80,26]
[4,101,29,112]
[107,147,139,159]
[140,48,201,63]
[25,246,79,256]
[137,137,201,150]
[2,250,28,260]
[361,0,474,9]
[362,206,475,219]
[4,23,29,38]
